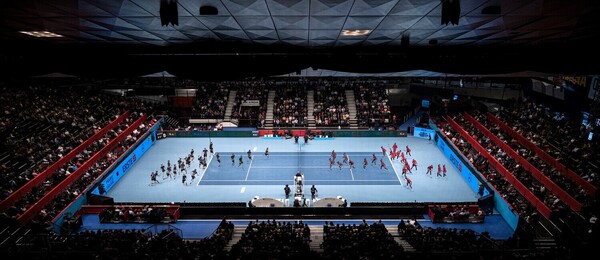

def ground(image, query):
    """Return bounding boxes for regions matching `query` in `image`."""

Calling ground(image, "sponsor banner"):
[589,76,599,100]
[156,131,170,139]
[92,134,153,195]
[435,135,488,196]
[431,124,517,231]
[413,127,435,139]
[560,76,587,88]
[241,100,260,107]
[397,131,408,137]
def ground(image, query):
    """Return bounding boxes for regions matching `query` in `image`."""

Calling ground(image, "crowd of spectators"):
[495,100,599,188]
[0,86,153,201]
[44,218,234,259]
[99,205,171,223]
[472,111,594,209]
[354,82,392,128]
[5,80,599,259]
[313,82,350,127]
[84,79,406,130]
[229,219,311,259]
[321,219,403,259]
[3,113,141,221]
[29,115,155,231]
[429,204,485,223]
[399,218,497,252]
[230,81,269,127]
[0,87,157,199]
[273,84,307,127]
[191,83,229,119]
[453,113,569,215]
[436,119,539,221]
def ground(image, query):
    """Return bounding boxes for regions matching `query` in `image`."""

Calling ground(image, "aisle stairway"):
[223,226,246,251]
[307,90,316,129]
[534,238,557,250]
[345,90,358,129]
[224,225,325,253]
[162,115,181,129]
[308,225,324,253]
[264,90,276,129]
[386,225,416,252]
[223,90,237,121]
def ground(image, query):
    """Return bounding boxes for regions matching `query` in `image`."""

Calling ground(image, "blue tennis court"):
[199,152,400,185]
[106,137,479,203]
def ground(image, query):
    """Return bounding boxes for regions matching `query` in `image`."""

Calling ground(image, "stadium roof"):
[274,67,556,77]
[1,0,599,79]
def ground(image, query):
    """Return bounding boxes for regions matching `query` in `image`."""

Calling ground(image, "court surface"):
[200,151,400,185]
[107,136,479,204]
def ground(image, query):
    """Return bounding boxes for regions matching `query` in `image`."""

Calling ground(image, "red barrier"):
[0,111,130,212]
[463,113,582,212]
[259,130,319,136]
[428,204,484,223]
[171,96,195,108]
[258,130,274,136]
[292,130,307,136]
[446,116,552,218]
[52,120,157,223]
[18,115,148,224]
[436,124,518,213]
[428,207,435,221]
[487,113,596,196]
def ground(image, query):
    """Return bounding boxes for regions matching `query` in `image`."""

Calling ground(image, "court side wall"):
[429,123,518,231]
[92,121,161,195]
[52,120,162,233]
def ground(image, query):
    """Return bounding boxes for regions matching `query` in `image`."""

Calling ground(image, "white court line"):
[240,154,373,157]
[200,179,397,182]
[214,154,377,157]
[240,187,246,193]
[348,155,355,181]
[196,155,213,186]
[244,157,254,181]
[200,180,290,182]
[387,153,403,186]
[251,166,332,169]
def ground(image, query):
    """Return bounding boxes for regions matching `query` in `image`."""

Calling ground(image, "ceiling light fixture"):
[199,5,218,15]
[160,0,179,26]
[341,30,371,36]
[19,31,64,38]
[441,0,460,25]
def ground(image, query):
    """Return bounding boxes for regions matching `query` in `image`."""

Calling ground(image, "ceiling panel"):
[236,15,275,30]
[343,16,385,30]
[0,0,596,49]
[377,15,421,30]
[310,16,345,30]
[309,29,338,41]
[273,16,308,30]
[222,0,269,16]
[349,0,399,16]
[267,0,309,16]
[311,0,353,16]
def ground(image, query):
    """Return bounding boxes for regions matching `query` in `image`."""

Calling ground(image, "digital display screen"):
[422,99,430,108]
[582,111,591,127]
